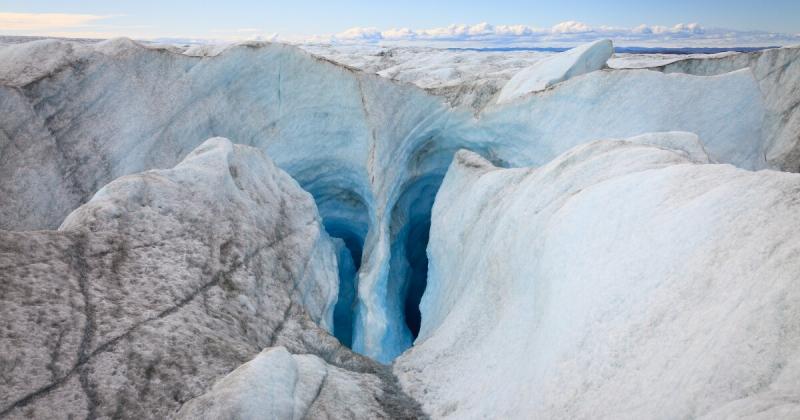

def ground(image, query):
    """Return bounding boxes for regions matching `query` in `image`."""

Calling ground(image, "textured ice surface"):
[495,39,613,103]
[395,134,800,419]
[0,138,341,417]
[0,137,424,419]
[176,347,389,419]
[607,51,739,68]
[653,47,800,172]
[301,44,544,88]
[0,38,798,364]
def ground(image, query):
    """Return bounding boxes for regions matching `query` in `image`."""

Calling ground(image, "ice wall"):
[395,134,800,418]
[654,47,800,172]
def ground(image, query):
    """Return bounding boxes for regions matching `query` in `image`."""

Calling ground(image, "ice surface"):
[0,137,342,417]
[175,347,390,419]
[2,34,800,418]
[653,47,800,171]
[395,134,800,418]
[301,44,553,89]
[0,38,798,365]
[495,39,613,103]
[177,347,328,419]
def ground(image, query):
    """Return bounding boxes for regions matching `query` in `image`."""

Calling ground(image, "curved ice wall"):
[1,38,796,362]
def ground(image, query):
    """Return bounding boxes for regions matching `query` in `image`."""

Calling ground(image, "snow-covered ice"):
[495,39,613,103]
[176,347,391,419]
[395,134,800,419]
[301,44,553,89]
[0,138,341,417]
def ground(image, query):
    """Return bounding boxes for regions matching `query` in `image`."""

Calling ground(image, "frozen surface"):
[176,347,388,419]
[301,44,752,107]
[496,39,613,103]
[0,138,341,417]
[654,47,800,171]
[0,137,424,418]
[301,44,552,89]
[0,38,798,365]
[395,134,800,419]
[607,51,738,68]
[1,34,800,418]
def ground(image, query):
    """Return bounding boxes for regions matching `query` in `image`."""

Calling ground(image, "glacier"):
[2,38,797,363]
[1,36,800,418]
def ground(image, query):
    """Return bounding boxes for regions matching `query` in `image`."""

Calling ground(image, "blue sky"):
[2,0,799,44]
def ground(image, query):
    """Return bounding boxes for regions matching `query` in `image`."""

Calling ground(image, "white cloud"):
[382,27,415,40]
[673,23,705,34]
[551,21,592,33]
[0,12,109,30]
[314,21,800,47]
[335,26,382,41]
[494,24,538,36]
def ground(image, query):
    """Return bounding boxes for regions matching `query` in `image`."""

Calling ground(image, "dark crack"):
[46,329,67,382]
[71,232,99,420]
[301,366,329,420]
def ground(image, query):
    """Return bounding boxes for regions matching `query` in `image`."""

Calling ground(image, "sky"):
[2,0,799,46]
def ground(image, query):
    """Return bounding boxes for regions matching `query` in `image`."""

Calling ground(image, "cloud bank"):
[320,21,800,47]
[2,13,797,47]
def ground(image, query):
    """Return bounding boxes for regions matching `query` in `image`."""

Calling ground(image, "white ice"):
[395,133,800,419]
[0,38,798,364]
[495,39,613,103]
